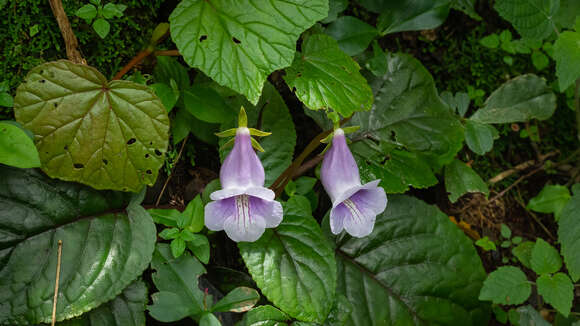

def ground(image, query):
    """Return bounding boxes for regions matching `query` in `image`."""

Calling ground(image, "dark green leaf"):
[554,31,580,91]
[186,234,210,264]
[516,305,551,326]
[450,0,481,20]
[238,305,289,326]
[464,120,498,155]
[284,34,373,117]
[554,0,580,29]
[326,16,378,56]
[199,312,221,326]
[537,273,574,317]
[444,159,489,203]
[531,238,562,275]
[75,4,97,21]
[512,241,534,268]
[376,0,450,35]
[154,57,190,91]
[479,266,531,305]
[150,83,179,112]
[558,192,580,281]
[148,208,181,227]
[0,166,156,324]
[0,121,40,168]
[337,195,489,325]
[532,51,550,70]
[183,86,235,123]
[171,238,187,258]
[480,34,500,48]
[92,18,110,39]
[102,3,125,19]
[322,0,348,23]
[527,184,571,220]
[294,176,317,195]
[494,0,558,40]
[212,287,260,313]
[14,61,170,192]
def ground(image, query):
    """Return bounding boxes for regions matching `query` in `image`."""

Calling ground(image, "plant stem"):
[155,135,189,206]
[49,0,84,64]
[154,50,180,56]
[51,240,63,326]
[112,49,153,80]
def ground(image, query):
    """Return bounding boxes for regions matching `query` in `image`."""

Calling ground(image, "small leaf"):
[102,3,125,19]
[325,16,378,56]
[464,120,498,155]
[557,193,580,281]
[0,92,13,107]
[479,266,531,305]
[536,273,574,317]
[501,224,512,239]
[515,305,551,326]
[159,227,180,240]
[181,195,205,232]
[512,236,523,245]
[171,237,186,258]
[186,233,210,264]
[200,312,221,326]
[212,287,260,313]
[532,51,550,70]
[512,241,535,269]
[494,0,558,41]
[238,305,289,326]
[154,56,190,90]
[76,4,97,21]
[455,92,470,117]
[480,34,500,48]
[444,159,489,203]
[0,121,40,168]
[531,238,562,275]
[148,208,182,227]
[92,18,111,39]
[527,184,571,220]
[475,236,497,251]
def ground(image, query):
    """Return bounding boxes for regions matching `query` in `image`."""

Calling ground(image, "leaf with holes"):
[238,204,336,323]
[494,0,559,40]
[336,195,489,325]
[284,34,373,117]
[169,0,328,104]
[13,60,170,192]
[0,166,156,325]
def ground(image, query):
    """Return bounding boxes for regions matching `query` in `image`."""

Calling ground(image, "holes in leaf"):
[39,79,45,83]
[296,73,302,78]
[127,138,136,145]
[292,87,296,92]
[232,37,241,44]
[145,153,150,158]
[73,163,84,169]
[146,169,152,175]
[64,145,68,150]
[199,35,207,42]
[53,103,58,108]
[149,141,153,145]
[102,159,108,165]
[154,149,162,156]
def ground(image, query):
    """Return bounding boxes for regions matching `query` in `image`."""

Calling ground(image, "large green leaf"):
[494,0,559,40]
[169,0,328,104]
[238,305,289,326]
[479,266,531,306]
[51,280,148,326]
[284,34,373,117]
[469,74,556,124]
[0,166,156,325]
[376,0,451,35]
[335,195,489,325]
[238,200,336,323]
[325,16,378,56]
[537,273,574,317]
[0,121,40,168]
[444,159,489,203]
[351,53,464,166]
[558,192,580,281]
[554,31,580,91]
[13,60,170,192]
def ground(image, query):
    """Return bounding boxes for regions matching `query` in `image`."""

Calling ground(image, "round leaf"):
[527,184,571,219]
[0,121,40,168]
[14,61,170,192]
[537,273,574,317]
[479,266,531,305]
[464,120,497,155]
[531,238,562,275]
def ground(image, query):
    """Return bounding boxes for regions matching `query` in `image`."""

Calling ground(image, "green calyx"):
[216,107,271,152]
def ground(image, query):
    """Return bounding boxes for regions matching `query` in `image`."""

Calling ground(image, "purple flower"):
[321,128,387,237]
[205,127,282,242]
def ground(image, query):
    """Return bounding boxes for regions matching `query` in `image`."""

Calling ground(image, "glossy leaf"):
[464,120,498,155]
[0,166,156,325]
[238,209,336,323]
[494,0,558,40]
[326,16,378,56]
[537,273,574,317]
[336,195,489,325]
[479,266,531,305]
[212,287,260,313]
[558,192,580,281]
[284,34,373,117]
[531,238,563,275]
[13,60,170,192]
[169,0,328,104]
[554,31,580,91]
[469,74,556,124]
[376,0,451,35]
[0,121,40,168]
[445,159,489,203]
[527,184,571,220]
[351,53,464,166]
[238,305,289,326]
[148,244,206,322]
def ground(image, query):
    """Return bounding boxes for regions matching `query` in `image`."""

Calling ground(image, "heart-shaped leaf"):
[14,60,170,192]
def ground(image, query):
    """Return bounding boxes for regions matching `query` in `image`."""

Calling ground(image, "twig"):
[488,165,545,204]
[488,150,559,184]
[155,135,189,206]
[51,240,63,326]
[514,188,555,240]
[293,156,324,179]
[49,0,84,64]
[112,49,153,80]
[154,50,180,57]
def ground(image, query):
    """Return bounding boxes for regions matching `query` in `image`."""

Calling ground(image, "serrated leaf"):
[284,34,373,117]
[554,31,580,91]
[212,287,260,313]
[464,120,498,155]
[512,241,535,268]
[337,195,489,325]
[238,305,289,326]
[537,273,574,317]
[351,53,464,167]
[148,244,206,322]
[325,16,378,56]
[531,238,562,275]
[0,166,156,325]
[169,0,328,104]
[14,60,170,192]
[494,0,559,41]
[527,184,571,220]
[238,209,336,323]
[92,18,110,39]
[445,159,489,203]
[469,74,556,124]
[557,193,580,281]
[183,86,234,123]
[479,266,531,305]
[376,0,451,35]
[75,4,97,21]
[0,121,40,168]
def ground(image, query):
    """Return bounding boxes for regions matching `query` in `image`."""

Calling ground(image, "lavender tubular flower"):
[205,127,282,242]
[321,128,387,237]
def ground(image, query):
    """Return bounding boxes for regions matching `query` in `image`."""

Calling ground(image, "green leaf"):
[183,86,235,123]
[464,120,498,155]
[0,121,40,168]
[154,56,190,91]
[182,195,205,232]
[169,0,328,104]
[199,312,221,326]
[557,193,580,281]
[171,237,187,258]
[0,92,13,107]
[238,305,289,326]
[352,53,464,166]
[150,83,179,112]
[515,305,551,326]
[365,42,388,77]
[325,16,378,56]
[159,227,180,240]
[480,34,500,48]
[14,60,170,192]
[212,287,260,313]
[321,0,348,23]
[186,234,210,264]
[532,50,550,70]
[75,4,97,21]
[294,176,317,195]
[501,224,512,239]
[383,149,438,190]
[554,0,580,29]
[494,0,559,40]
[531,238,562,275]
[0,166,156,325]
[527,184,571,219]
[512,241,535,269]
[102,3,125,19]
[284,34,373,117]
[444,159,489,203]
[450,0,481,20]
[554,31,580,91]
[455,92,470,117]
[469,74,556,124]
[475,236,497,251]
[479,266,531,305]
[148,208,181,227]
[92,18,110,39]
[238,211,336,323]
[148,244,206,322]
[537,273,574,317]
[376,0,451,35]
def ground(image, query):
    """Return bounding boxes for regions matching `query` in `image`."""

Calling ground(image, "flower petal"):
[220,128,265,189]
[204,197,235,231]
[250,196,283,228]
[210,186,275,201]
[321,129,361,202]
[223,195,267,242]
[332,180,382,208]
[329,204,346,234]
